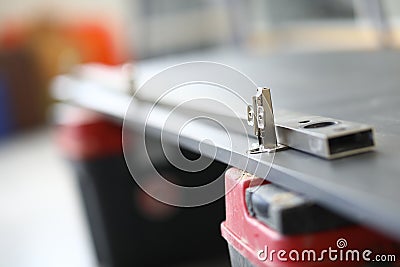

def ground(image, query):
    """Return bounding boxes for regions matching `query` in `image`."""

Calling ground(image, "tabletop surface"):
[54,48,400,240]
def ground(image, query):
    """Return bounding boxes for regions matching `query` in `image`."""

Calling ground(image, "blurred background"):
[1,0,400,266]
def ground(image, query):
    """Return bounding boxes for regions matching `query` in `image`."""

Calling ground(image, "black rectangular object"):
[72,152,229,267]
[328,130,374,155]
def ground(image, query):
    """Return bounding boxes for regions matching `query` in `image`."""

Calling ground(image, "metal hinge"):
[247,88,375,159]
[247,87,286,154]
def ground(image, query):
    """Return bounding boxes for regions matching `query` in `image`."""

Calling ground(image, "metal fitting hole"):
[304,121,337,129]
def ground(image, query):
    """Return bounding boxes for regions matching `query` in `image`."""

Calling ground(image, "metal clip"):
[247,88,286,154]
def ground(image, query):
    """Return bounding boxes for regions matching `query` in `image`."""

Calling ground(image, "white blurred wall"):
[0,0,128,22]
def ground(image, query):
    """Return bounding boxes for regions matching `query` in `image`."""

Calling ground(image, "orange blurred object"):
[0,16,129,132]
[1,17,129,72]
[62,21,125,66]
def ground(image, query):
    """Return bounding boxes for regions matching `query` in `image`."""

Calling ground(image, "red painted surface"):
[221,168,399,267]
[56,110,123,160]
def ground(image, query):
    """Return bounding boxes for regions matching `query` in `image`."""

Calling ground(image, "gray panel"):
[52,48,400,240]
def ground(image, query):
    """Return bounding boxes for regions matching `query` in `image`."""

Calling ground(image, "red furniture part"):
[221,168,399,267]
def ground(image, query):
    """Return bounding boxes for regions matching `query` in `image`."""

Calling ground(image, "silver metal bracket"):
[247,87,287,154]
[246,88,375,159]
[274,111,375,159]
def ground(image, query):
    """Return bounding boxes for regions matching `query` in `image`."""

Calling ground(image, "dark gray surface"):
[235,50,400,237]
[246,183,353,235]
[53,48,400,240]
[247,51,400,231]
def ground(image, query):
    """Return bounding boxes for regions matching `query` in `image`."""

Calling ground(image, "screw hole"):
[304,121,337,129]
